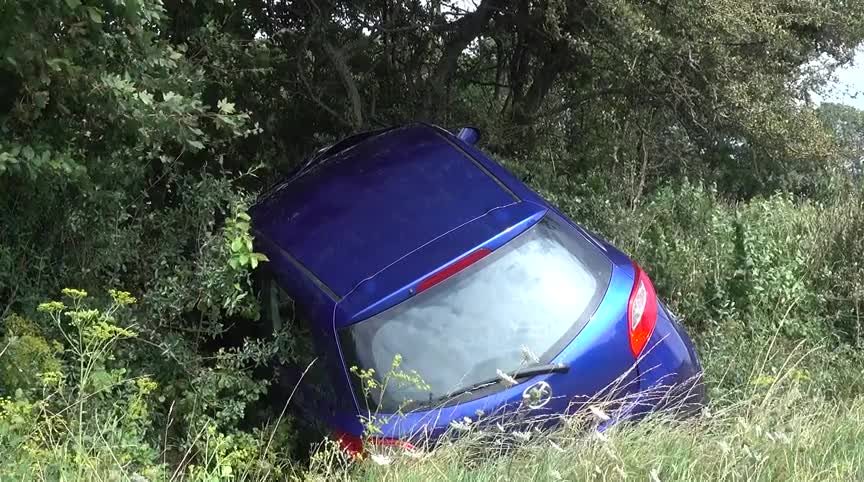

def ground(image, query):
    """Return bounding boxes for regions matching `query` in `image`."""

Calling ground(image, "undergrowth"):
[3,177,864,480]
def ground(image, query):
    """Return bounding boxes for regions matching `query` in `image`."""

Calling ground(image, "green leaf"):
[86,7,103,24]
[65,0,82,9]
[217,98,236,114]
[21,146,34,161]
[137,91,154,105]
[230,238,242,252]
[250,257,259,269]
[187,139,205,150]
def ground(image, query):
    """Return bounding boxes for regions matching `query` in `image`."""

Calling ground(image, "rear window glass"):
[339,215,613,412]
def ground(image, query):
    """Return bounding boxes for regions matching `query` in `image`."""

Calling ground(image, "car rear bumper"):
[603,304,706,427]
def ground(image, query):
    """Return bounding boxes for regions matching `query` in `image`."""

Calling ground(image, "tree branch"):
[323,40,364,128]
[424,0,507,115]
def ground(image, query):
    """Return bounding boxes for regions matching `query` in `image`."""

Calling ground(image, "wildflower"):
[61,288,88,300]
[370,453,392,466]
[136,376,158,395]
[589,405,611,422]
[67,309,101,327]
[38,371,64,387]
[497,369,518,386]
[449,417,473,431]
[109,289,137,306]
[37,301,65,313]
[512,431,531,442]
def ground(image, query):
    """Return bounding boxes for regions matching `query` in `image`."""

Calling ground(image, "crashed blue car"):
[250,123,705,453]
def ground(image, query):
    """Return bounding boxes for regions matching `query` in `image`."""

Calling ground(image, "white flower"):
[512,431,531,442]
[497,369,518,386]
[450,419,473,431]
[650,467,662,482]
[589,405,611,422]
[370,453,392,466]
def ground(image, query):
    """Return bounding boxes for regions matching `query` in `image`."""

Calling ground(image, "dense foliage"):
[1,0,864,479]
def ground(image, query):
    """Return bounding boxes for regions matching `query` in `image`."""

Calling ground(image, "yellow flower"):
[37,301,66,313]
[109,289,137,306]
[61,288,88,300]
[136,376,158,395]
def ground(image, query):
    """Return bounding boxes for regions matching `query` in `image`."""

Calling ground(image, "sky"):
[813,48,864,110]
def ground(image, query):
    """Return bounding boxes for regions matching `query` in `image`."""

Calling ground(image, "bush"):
[505,155,864,399]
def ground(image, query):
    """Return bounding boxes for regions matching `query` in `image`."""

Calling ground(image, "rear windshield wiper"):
[437,362,570,403]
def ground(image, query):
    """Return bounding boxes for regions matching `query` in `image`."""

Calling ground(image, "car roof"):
[251,123,519,299]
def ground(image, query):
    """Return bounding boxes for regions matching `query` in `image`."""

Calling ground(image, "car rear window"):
[339,215,613,412]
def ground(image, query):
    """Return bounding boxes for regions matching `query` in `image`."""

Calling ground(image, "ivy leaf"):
[217,98,236,114]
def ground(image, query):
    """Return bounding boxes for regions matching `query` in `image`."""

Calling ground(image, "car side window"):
[256,269,340,409]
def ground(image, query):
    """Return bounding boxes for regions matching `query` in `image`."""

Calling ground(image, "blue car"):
[250,123,705,453]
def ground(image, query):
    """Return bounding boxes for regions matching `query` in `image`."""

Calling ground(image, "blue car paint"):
[336,202,545,327]
[250,122,704,442]
[368,249,643,441]
[251,125,516,298]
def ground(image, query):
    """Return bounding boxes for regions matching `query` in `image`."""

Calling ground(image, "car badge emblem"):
[522,380,553,409]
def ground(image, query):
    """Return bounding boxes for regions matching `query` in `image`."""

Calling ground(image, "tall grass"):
[326,345,864,482]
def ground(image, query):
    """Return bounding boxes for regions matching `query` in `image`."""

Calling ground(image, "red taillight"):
[333,430,416,457]
[416,248,491,293]
[627,262,658,358]
[334,430,364,457]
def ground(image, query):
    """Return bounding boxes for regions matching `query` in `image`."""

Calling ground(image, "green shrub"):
[0,314,62,396]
